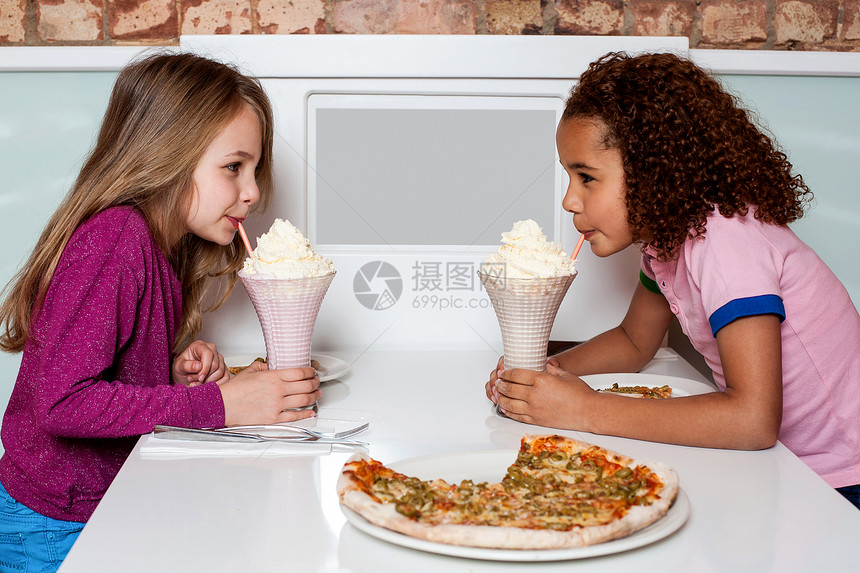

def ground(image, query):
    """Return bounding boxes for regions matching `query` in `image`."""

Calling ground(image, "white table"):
[59,349,860,572]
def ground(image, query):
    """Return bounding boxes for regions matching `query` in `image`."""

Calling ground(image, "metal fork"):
[221,422,369,440]
[153,425,367,446]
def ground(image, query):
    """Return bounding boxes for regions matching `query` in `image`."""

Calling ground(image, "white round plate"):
[224,353,350,382]
[313,354,350,382]
[581,373,716,397]
[341,449,689,562]
[224,354,264,372]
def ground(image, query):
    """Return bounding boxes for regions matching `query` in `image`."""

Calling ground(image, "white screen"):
[308,94,563,247]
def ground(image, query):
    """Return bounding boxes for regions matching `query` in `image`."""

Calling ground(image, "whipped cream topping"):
[483,219,576,279]
[242,218,335,279]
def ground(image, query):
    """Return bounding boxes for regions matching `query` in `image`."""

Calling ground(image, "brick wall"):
[1,0,858,50]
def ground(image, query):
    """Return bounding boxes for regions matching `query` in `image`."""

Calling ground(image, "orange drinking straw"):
[571,234,586,260]
[237,222,254,258]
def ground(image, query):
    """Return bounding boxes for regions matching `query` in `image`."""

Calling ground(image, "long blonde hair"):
[0,51,274,353]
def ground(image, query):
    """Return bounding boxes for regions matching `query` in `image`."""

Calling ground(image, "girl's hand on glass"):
[485,356,505,404]
[217,361,321,425]
[485,356,561,404]
[172,340,229,387]
[494,361,588,429]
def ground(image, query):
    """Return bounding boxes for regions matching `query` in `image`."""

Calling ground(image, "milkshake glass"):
[478,269,576,372]
[238,270,336,412]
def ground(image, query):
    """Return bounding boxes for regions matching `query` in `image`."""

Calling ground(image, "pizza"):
[227,357,266,375]
[597,383,673,399]
[227,357,321,375]
[337,434,679,549]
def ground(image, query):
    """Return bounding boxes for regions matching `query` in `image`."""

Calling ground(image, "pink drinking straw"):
[571,233,586,260]
[237,222,254,258]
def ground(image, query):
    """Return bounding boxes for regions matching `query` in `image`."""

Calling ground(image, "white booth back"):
[181,35,688,356]
[1,39,858,456]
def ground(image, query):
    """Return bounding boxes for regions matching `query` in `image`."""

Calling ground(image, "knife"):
[152,425,367,446]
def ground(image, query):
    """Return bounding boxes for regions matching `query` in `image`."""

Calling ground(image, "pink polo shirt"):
[641,210,860,488]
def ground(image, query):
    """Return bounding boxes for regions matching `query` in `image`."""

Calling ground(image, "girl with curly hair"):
[486,51,860,509]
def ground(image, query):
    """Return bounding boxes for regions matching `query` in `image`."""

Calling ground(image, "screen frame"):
[306,92,566,251]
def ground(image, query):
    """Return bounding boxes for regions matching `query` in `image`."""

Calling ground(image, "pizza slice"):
[597,382,673,399]
[227,356,321,375]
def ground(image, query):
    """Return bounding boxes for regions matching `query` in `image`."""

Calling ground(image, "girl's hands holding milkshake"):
[485,356,505,404]
[485,356,561,405]
[490,361,591,429]
[217,360,320,425]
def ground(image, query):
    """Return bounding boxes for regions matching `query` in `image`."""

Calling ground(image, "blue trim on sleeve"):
[709,294,786,337]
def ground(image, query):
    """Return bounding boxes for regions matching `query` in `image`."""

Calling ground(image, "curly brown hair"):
[562,51,812,260]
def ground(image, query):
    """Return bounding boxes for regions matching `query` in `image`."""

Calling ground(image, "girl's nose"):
[562,184,582,214]
[242,178,260,205]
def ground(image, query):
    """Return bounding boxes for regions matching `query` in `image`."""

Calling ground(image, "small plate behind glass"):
[496,373,714,418]
[341,449,690,562]
[581,373,716,397]
[313,354,351,382]
[224,353,350,382]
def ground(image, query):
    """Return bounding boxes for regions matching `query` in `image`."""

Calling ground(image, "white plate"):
[341,449,690,562]
[224,353,350,382]
[581,373,716,397]
[313,354,351,382]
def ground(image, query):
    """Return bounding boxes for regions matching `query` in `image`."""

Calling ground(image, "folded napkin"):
[139,433,332,459]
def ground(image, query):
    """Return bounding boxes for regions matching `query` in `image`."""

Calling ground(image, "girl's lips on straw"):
[226,216,243,229]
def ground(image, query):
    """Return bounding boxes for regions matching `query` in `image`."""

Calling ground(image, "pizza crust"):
[337,444,679,550]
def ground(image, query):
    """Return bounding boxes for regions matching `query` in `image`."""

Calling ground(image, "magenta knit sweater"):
[0,206,224,522]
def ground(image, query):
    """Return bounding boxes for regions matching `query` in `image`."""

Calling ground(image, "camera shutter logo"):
[353,261,403,310]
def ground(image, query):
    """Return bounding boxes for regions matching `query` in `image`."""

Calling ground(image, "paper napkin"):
[139,433,332,459]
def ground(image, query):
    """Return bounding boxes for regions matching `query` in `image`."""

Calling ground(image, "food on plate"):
[337,434,679,549]
[481,219,577,279]
[227,357,266,375]
[597,383,673,399]
[241,218,334,279]
[227,357,321,375]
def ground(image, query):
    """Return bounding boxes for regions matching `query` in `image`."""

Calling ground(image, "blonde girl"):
[0,52,320,570]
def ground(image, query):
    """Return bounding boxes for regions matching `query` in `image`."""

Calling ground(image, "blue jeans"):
[0,481,84,573]
[837,483,860,511]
